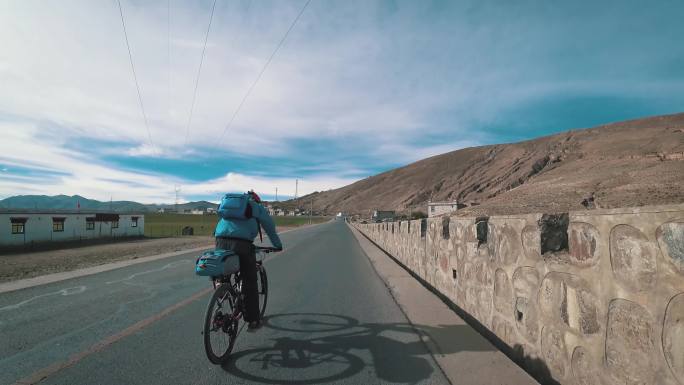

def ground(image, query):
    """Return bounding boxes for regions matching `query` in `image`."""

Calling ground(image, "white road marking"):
[105,260,192,285]
[0,286,87,312]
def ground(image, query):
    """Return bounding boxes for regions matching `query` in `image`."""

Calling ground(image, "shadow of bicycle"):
[221,312,495,384]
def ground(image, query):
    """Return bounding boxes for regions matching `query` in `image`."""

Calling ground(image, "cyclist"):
[214,190,282,331]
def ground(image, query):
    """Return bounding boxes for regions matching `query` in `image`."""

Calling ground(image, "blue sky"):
[1,0,683,203]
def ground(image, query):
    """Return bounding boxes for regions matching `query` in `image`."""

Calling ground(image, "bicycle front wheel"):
[257,264,268,319]
[203,283,238,364]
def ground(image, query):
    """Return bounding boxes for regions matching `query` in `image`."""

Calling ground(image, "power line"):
[167,0,171,124]
[217,0,311,145]
[117,0,154,147]
[183,0,218,147]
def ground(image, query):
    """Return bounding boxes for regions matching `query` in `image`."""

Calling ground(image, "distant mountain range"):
[0,195,218,213]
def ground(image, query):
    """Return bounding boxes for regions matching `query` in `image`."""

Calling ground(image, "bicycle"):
[203,246,279,364]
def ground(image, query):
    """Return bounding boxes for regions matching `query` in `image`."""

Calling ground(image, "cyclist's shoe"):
[247,320,263,332]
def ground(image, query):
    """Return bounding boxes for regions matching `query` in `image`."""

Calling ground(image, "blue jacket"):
[214,200,283,249]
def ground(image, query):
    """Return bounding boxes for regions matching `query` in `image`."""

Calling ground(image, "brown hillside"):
[290,113,684,216]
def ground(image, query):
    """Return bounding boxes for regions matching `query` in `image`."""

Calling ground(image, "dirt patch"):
[0,237,215,283]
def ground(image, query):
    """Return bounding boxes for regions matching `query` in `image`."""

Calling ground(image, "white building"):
[427,201,466,217]
[0,210,145,247]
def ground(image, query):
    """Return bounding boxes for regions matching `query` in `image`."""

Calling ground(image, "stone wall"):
[354,204,684,385]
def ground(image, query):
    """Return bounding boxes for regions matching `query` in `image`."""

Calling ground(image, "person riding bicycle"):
[214,190,282,331]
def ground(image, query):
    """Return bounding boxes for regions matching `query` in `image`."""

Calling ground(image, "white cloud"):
[0,121,355,203]
[1,0,682,203]
[126,144,167,158]
[183,172,354,198]
[0,0,474,159]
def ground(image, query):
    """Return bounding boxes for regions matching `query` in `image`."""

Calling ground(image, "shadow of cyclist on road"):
[222,312,494,384]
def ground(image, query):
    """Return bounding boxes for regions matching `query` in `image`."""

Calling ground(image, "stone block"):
[657,221,684,274]
[449,242,465,272]
[610,224,657,292]
[474,261,493,286]
[513,267,540,342]
[492,315,515,345]
[571,346,603,385]
[606,299,656,385]
[494,268,514,316]
[521,225,541,260]
[466,286,493,322]
[478,243,492,261]
[568,222,600,267]
[488,222,521,266]
[664,292,684,384]
[541,326,568,379]
[464,223,479,243]
[539,272,600,335]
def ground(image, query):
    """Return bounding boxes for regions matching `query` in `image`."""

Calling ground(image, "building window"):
[131,217,138,227]
[111,221,119,229]
[10,218,27,234]
[11,223,25,234]
[431,206,435,213]
[52,217,65,232]
[86,218,95,230]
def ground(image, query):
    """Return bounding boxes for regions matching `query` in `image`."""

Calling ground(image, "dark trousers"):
[216,237,260,322]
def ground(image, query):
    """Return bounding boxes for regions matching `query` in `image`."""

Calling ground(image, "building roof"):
[0,209,145,215]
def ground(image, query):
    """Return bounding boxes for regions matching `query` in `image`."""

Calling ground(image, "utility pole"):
[275,187,278,202]
[174,185,181,213]
[294,178,299,214]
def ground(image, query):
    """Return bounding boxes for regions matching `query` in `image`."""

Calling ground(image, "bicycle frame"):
[210,252,267,324]
[203,246,275,364]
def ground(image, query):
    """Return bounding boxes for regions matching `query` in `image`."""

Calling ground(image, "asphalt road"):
[0,220,450,385]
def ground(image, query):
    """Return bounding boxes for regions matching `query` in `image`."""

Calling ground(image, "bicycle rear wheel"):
[257,264,268,319]
[203,283,238,364]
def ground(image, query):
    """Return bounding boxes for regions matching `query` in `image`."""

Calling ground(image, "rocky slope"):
[291,112,684,216]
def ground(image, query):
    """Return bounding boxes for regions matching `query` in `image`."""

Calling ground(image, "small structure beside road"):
[0,210,144,247]
[372,210,395,222]
[427,201,465,217]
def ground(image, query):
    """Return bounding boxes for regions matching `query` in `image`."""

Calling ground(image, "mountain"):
[286,112,684,216]
[0,195,218,213]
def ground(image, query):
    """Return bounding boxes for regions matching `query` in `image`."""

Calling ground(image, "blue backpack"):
[218,193,253,220]
[217,192,263,241]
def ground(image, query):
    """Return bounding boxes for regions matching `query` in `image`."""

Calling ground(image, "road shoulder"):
[348,224,538,385]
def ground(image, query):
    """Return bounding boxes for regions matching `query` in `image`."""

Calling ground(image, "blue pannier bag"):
[218,193,252,220]
[195,249,240,277]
